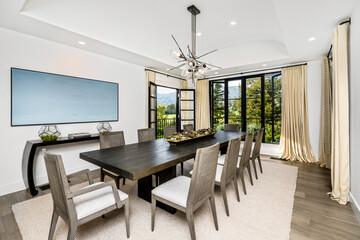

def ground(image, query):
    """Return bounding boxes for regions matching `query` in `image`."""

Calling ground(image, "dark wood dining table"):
[79,130,246,213]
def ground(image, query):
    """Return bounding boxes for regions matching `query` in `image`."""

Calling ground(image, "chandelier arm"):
[171,35,187,60]
[169,63,186,71]
[197,61,222,69]
[187,45,197,59]
[197,49,218,59]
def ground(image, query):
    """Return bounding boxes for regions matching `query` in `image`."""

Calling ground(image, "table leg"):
[138,166,177,214]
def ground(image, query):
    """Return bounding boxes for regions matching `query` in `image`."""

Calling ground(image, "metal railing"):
[157,118,176,138]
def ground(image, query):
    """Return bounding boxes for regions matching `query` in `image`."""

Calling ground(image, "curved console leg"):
[22,141,38,196]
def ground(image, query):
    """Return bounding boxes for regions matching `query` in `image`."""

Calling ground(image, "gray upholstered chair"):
[215,137,241,216]
[163,125,176,139]
[224,124,240,132]
[44,152,129,240]
[100,131,126,188]
[138,128,156,142]
[237,132,254,195]
[251,128,264,179]
[183,123,194,132]
[151,143,220,240]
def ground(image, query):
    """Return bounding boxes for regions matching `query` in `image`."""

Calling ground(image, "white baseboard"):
[0,164,99,197]
[349,192,360,224]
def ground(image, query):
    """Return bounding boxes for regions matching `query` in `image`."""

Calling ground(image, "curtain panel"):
[330,24,350,205]
[279,65,316,162]
[195,80,210,130]
[319,58,332,168]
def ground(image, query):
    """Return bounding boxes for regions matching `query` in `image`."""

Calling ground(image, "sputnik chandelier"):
[169,5,221,84]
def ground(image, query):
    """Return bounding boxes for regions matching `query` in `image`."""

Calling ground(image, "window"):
[210,72,282,143]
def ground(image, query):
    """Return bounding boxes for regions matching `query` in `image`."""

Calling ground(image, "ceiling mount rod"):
[187,5,200,56]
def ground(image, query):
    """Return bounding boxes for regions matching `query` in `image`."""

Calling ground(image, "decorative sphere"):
[97,122,112,133]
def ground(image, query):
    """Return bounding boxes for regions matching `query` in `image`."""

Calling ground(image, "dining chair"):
[44,152,130,240]
[100,131,126,188]
[151,143,220,240]
[215,137,241,216]
[224,124,240,132]
[138,128,156,142]
[237,132,254,195]
[163,125,176,139]
[183,123,194,132]
[251,128,264,180]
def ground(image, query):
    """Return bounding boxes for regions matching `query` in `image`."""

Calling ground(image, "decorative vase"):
[97,122,112,133]
[38,125,61,142]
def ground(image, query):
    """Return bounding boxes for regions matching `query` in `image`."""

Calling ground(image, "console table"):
[22,134,99,196]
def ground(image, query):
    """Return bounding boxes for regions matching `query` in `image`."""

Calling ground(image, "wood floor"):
[0,156,359,240]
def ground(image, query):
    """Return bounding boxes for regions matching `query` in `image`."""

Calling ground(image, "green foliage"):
[165,104,176,114]
[157,104,166,119]
[41,135,58,142]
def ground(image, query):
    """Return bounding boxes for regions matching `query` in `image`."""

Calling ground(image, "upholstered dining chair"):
[224,124,240,132]
[215,137,241,216]
[237,132,254,195]
[151,143,220,240]
[138,128,156,142]
[44,152,130,240]
[100,131,126,188]
[183,123,194,132]
[251,128,264,179]
[163,125,176,139]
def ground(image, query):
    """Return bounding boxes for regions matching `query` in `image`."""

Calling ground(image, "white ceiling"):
[0,0,358,77]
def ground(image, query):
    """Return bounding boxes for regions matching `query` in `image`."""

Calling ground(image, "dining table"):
[79,130,246,213]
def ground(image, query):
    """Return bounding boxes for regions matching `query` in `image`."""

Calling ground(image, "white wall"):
[0,27,146,196]
[307,60,322,160]
[349,2,360,222]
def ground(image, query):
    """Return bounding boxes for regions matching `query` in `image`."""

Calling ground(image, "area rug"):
[12,160,298,240]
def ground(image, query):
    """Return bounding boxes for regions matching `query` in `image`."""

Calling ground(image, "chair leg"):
[48,209,59,240]
[186,211,196,240]
[257,156,263,173]
[100,168,105,182]
[151,195,156,231]
[239,168,247,195]
[67,224,77,240]
[252,158,258,180]
[220,184,229,216]
[124,198,130,238]
[209,195,219,231]
[247,165,254,185]
[233,177,240,202]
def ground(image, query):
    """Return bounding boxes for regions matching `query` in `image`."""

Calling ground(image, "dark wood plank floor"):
[0,156,359,240]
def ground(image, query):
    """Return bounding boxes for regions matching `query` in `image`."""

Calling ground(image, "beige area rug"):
[12,160,298,240]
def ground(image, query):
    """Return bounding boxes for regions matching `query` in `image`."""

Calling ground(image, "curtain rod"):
[327,18,351,59]
[145,68,186,81]
[199,62,307,81]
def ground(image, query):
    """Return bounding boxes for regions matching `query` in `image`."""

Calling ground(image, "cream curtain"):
[319,58,332,168]
[195,80,210,130]
[330,24,349,205]
[279,65,316,162]
[145,70,156,84]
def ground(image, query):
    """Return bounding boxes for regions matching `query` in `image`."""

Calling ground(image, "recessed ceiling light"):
[262,64,267,67]
[196,32,202,36]
[78,41,86,45]
[214,71,219,74]
[308,37,316,42]
[166,68,170,71]
[230,21,237,26]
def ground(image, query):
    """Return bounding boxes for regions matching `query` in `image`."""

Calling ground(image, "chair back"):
[187,143,220,210]
[240,132,254,167]
[100,131,125,149]
[252,128,264,158]
[224,124,240,132]
[138,128,156,142]
[183,124,194,132]
[163,126,176,139]
[44,153,73,219]
[221,137,241,183]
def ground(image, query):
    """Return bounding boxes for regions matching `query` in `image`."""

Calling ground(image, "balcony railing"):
[157,118,176,139]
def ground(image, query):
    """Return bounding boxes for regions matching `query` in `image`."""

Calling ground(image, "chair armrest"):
[67,169,94,185]
[66,181,122,207]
